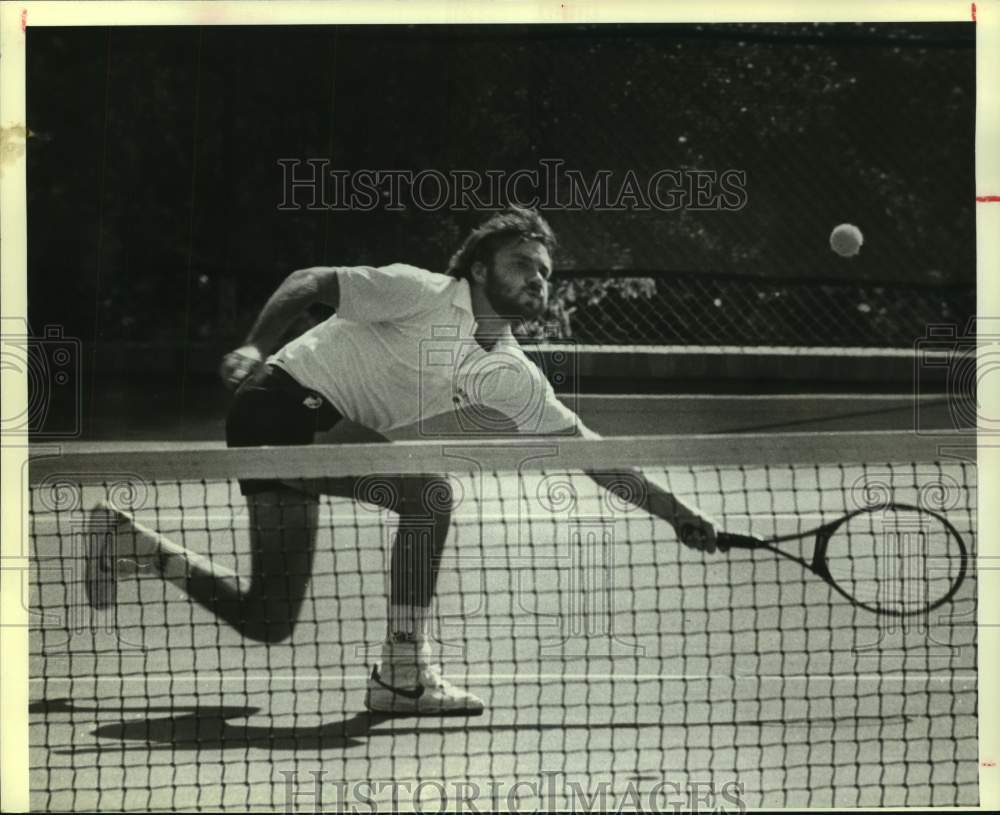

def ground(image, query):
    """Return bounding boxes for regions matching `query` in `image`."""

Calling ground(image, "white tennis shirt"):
[271,263,583,436]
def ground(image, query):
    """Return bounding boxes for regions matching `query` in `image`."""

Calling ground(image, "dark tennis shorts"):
[225,363,344,495]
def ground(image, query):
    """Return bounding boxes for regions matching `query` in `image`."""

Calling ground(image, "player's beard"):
[483,266,548,320]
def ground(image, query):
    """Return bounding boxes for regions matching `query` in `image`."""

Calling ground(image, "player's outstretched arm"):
[573,425,719,553]
[587,468,719,553]
[219,266,341,390]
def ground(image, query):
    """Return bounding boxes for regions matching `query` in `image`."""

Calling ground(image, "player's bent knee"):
[239,585,303,643]
[240,617,297,644]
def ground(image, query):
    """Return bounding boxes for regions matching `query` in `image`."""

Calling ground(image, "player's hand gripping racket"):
[714,503,969,616]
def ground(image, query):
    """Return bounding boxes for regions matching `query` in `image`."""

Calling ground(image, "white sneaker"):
[364,638,485,715]
[85,502,149,609]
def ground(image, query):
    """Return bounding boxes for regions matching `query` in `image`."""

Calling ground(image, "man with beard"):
[85,207,719,715]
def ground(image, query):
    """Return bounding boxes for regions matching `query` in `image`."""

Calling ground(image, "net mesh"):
[29,435,978,810]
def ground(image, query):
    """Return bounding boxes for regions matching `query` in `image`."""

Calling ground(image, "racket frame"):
[716,502,969,616]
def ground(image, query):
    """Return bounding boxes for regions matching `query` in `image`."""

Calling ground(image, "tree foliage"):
[26,23,974,345]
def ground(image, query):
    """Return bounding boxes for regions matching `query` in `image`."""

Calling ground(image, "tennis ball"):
[830,223,864,258]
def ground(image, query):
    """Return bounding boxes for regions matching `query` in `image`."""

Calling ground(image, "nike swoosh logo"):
[371,668,425,700]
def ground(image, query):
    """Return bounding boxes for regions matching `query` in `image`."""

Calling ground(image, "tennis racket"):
[714,503,969,616]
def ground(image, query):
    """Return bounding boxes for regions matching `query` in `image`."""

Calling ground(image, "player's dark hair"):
[446,207,557,281]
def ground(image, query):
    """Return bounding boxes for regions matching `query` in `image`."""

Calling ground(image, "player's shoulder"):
[497,331,536,358]
[378,262,450,285]
[374,263,456,298]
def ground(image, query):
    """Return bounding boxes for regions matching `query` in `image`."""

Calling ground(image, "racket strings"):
[822,508,964,615]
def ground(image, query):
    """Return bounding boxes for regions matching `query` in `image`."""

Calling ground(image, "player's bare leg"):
[365,474,484,715]
[87,489,319,643]
[86,472,484,713]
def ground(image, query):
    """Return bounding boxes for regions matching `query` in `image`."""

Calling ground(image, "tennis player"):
[87,207,719,715]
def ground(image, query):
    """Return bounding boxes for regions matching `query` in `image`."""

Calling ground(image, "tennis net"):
[28,432,978,811]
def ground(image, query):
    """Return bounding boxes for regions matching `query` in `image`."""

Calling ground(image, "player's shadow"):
[35,697,912,756]
[35,697,447,753]
[34,696,669,754]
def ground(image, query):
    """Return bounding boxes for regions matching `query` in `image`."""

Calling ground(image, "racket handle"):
[716,532,765,552]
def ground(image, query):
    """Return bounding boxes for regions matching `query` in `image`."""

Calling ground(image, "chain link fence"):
[518,271,974,347]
